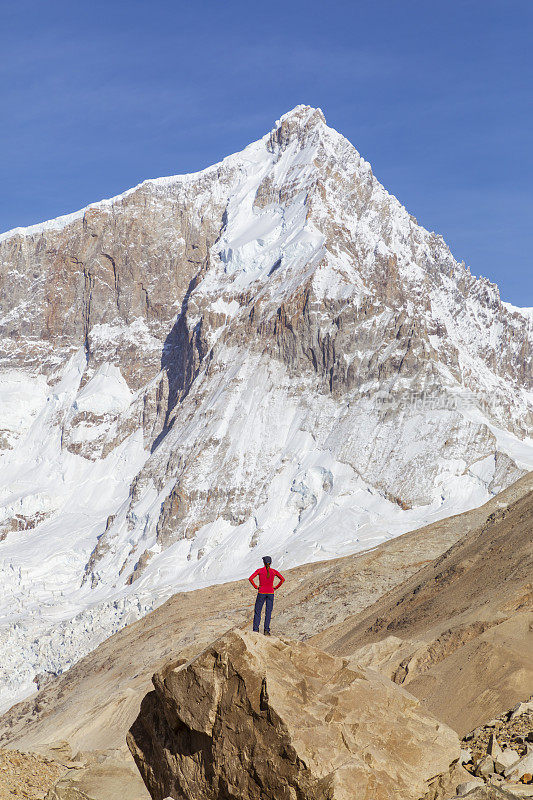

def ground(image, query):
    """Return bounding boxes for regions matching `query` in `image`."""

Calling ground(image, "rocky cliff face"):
[0,105,531,712]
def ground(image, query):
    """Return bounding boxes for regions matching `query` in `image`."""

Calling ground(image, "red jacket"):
[249,566,285,594]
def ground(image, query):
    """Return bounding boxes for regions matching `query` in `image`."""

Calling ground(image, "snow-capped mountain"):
[0,105,531,712]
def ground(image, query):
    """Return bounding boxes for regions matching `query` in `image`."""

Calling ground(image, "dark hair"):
[262,555,272,576]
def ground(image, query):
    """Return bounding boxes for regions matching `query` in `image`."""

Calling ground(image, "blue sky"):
[1,0,531,305]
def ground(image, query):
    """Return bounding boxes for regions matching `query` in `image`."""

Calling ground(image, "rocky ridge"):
[1,105,532,711]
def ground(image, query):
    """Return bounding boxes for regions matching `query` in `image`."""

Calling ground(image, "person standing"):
[248,556,285,635]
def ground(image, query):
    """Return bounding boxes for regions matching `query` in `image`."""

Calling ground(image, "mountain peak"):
[275,104,326,127]
[267,105,327,152]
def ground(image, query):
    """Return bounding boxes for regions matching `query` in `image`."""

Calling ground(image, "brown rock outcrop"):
[127,630,461,800]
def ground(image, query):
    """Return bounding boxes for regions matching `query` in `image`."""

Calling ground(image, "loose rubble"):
[453,700,533,798]
[0,748,66,800]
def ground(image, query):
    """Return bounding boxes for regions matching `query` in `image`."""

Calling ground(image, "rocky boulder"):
[128,630,461,800]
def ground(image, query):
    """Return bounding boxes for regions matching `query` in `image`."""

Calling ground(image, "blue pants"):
[253,593,274,633]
